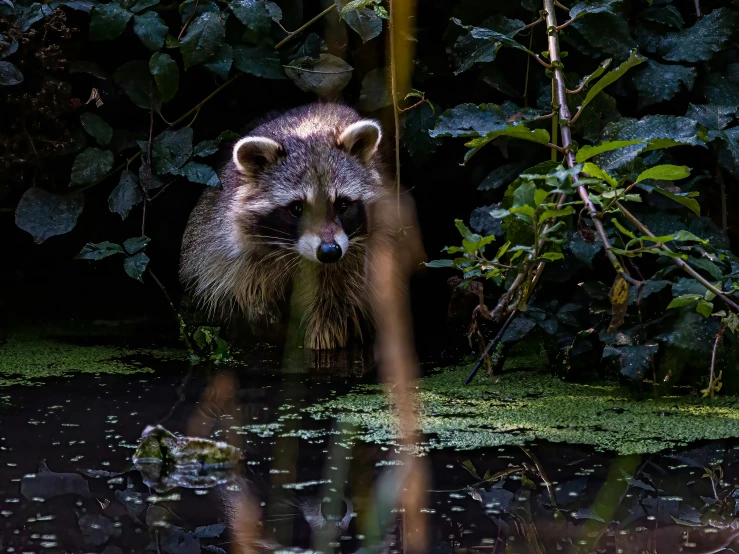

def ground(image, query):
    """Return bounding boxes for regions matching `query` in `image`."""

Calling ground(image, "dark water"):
[3,330,739,554]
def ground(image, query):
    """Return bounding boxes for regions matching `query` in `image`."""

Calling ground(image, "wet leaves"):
[149,52,179,102]
[89,3,133,41]
[180,12,226,69]
[80,112,113,146]
[21,462,91,500]
[133,11,169,51]
[148,127,193,175]
[0,60,23,85]
[15,188,84,244]
[114,60,162,110]
[658,8,738,63]
[109,170,143,220]
[123,251,149,281]
[232,44,284,78]
[71,147,114,185]
[284,53,353,96]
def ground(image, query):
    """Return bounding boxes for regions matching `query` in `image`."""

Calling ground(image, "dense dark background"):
[2,0,738,360]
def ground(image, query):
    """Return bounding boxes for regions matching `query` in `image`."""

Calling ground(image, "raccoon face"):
[232,120,382,264]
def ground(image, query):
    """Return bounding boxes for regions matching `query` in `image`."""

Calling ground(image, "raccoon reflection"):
[180,103,415,350]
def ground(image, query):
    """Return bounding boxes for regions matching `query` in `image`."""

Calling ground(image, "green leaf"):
[465,126,551,161]
[431,102,543,139]
[123,251,150,282]
[714,128,739,177]
[455,219,481,242]
[109,170,143,220]
[696,299,714,318]
[569,0,622,20]
[651,187,700,216]
[631,60,696,109]
[14,3,44,32]
[0,61,23,85]
[75,241,125,260]
[512,181,536,209]
[667,294,701,309]
[339,0,376,14]
[148,127,193,175]
[578,51,644,115]
[448,15,526,74]
[125,0,160,13]
[193,130,239,157]
[174,161,220,186]
[702,74,739,106]
[658,8,737,63]
[228,0,271,40]
[538,206,574,224]
[425,259,454,268]
[284,54,352,96]
[570,58,611,95]
[15,189,84,244]
[233,44,285,79]
[689,258,724,280]
[672,230,707,244]
[450,17,532,56]
[595,115,703,172]
[612,217,636,239]
[359,67,391,112]
[477,163,524,191]
[114,60,162,110]
[685,104,736,131]
[203,43,233,79]
[576,140,644,163]
[149,52,179,103]
[133,11,168,51]
[340,3,382,43]
[641,4,683,29]
[180,12,226,70]
[89,2,132,41]
[582,162,618,187]
[71,147,114,185]
[123,236,150,254]
[635,164,690,183]
[80,113,113,146]
[572,12,637,60]
[541,252,564,261]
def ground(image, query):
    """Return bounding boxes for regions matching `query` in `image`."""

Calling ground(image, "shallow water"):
[3,327,739,554]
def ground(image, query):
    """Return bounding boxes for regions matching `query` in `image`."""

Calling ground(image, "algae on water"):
[292,367,739,456]
[0,331,187,386]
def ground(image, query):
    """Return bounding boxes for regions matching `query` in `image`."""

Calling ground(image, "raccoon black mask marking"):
[179,104,397,350]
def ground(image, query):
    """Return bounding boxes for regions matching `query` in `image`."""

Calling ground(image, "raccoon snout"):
[317,242,342,263]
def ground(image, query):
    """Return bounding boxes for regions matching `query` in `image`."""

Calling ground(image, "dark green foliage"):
[15,189,84,244]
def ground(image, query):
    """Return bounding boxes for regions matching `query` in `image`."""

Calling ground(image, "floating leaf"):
[284,53,353,96]
[632,60,696,109]
[149,52,179,103]
[75,242,125,260]
[232,44,284,79]
[15,189,84,244]
[108,170,143,220]
[123,251,149,281]
[0,61,23,85]
[80,113,113,146]
[658,8,737,63]
[180,12,226,69]
[89,2,132,41]
[71,148,114,185]
[133,11,168,51]
[174,162,220,186]
[636,165,690,183]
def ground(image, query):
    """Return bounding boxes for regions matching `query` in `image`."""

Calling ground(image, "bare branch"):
[523,15,544,29]
[274,4,337,49]
[616,201,739,313]
[534,54,552,68]
[555,18,576,31]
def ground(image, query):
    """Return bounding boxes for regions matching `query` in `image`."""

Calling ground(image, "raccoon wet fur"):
[180,103,414,350]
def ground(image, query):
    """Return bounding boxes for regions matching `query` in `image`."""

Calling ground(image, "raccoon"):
[180,103,417,350]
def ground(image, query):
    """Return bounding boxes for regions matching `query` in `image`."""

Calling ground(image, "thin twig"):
[177,0,199,40]
[536,111,558,120]
[555,18,576,31]
[521,448,557,510]
[709,325,725,400]
[464,310,519,385]
[274,3,337,49]
[148,267,196,353]
[169,75,238,128]
[554,0,569,9]
[694,0,701,18]
[388,0,402,221]
[565,82,586,94]
[534,54,552,68]
[616,202,739,313]
[523,16,544,29]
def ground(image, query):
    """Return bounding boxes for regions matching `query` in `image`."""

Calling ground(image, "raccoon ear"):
[233,137,284,173]
[338,120,382,162]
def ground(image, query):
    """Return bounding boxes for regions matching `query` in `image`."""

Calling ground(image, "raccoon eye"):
[288,201,303,217]
[334,198,352,215]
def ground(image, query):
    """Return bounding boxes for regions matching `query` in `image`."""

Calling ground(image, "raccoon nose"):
[316,242,342,263]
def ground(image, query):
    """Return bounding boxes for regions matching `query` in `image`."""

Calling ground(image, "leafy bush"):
[3,0,739,391]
